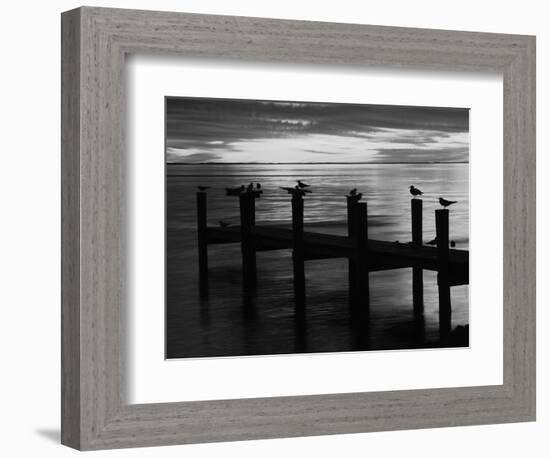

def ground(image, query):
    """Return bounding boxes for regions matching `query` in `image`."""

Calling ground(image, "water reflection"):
[166,163,469,359]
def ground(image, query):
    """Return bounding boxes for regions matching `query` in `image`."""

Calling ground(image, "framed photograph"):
[61,6,535,450]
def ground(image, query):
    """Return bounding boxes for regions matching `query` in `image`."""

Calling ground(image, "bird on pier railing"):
[243,182,262,198]
[218,220,231,228]
[409,185,423,197]
[250,189,263,198]
[296,180,310,188]
[197,185,211,191]
[347,190,362,202]
[225,185,245,196]
[426,237,457,247]
[280,185,312,197]
[439,197,457,208]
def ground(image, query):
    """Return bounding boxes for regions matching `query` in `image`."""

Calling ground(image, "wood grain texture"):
[61,6,536,450]
[60,7,81,449]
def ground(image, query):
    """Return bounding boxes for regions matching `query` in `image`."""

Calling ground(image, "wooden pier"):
[196,191,469,340]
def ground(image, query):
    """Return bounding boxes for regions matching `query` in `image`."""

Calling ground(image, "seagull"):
[439,197,457,207]
[197,185,210,191]
[247,182,254,192]
[350,192,362,202]
[349,188,357,196]
[409,185,423,197]
[280,186,311,197]
[295,185,312,195]
[256,183,262,190]
[225,185,245,196]
[427,237,456,247]
[280,186,296,194]
[218,220,231,228]
[250,189,263,198]
[297,180,310,188]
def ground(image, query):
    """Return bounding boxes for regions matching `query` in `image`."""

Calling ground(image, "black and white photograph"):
[165,97,470,359]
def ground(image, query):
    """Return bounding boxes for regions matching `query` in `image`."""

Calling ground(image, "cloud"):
[166,149,222,163]
[165,97,469,163]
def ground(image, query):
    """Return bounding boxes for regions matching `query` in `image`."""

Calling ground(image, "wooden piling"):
[196,192,208,297]
[291,195,306,320]
[436,209,451,341]
[239,192,257,290]
[346,196,357,311]
[353,202,370,321]
[411,199,424,321]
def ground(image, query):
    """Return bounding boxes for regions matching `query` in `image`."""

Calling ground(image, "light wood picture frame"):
[61,6,536,450]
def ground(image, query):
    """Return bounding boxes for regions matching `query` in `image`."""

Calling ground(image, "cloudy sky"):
[166,97,469,164]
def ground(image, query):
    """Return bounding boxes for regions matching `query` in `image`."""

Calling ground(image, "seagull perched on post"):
[225,185,245,196]
[296,180,310,188]
[348,192,362,202]
[280,186,295,194]
[280,186,311,197]
[439,197,457,208]
[349,188,357,196]
[427,237,456,247]
[409,185,423,197]
[250,189,263,198]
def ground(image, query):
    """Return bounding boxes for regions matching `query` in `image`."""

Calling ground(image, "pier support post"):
[411,199,424,323]
[353,202,370,322]
[239,192,257,291]
[346,196,357,312]
[197,191,208,297]
[436,209,452,341]
[291,195,306,321]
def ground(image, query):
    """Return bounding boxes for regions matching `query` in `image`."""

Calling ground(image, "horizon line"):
[166,161,469,165]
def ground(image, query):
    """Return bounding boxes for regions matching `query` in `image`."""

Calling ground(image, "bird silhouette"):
[409,185,423,197]
[247,182,255,192]
[297,180,310,188]
[439,197,457,207]
[225,185,245,196]
[256,183,261,190]
[280,186,311,197]
[427,237,456,247]
[197,185,210,191]
[250,189,263,198]
[218,220,231,228]
[280,186,295,194]
[349,188,357,196]
[349,192,362,202]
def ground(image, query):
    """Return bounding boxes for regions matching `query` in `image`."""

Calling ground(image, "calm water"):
[166,163,469,358]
